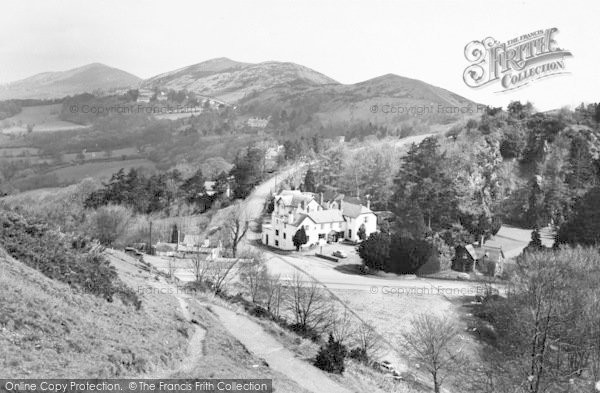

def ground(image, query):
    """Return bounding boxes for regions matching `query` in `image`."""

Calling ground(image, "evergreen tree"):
[303,168,317,193]
[170,224,179,244]
[525,176,545,228]
[391,138,459,235]
[357,224,367,241]
[556,186,600,246]
[180,169,206,205]
[567,135,596,190]
[358,232,390,270]
[293,227,308,251]
[314,334,347,374]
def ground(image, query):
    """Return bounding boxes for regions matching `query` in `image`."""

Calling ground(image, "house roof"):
[464,244,478,260]
[291,209,346,226]
[155,242,177,252]
[276,190,317,208]
[307,209,345,224]
[473,245,504,263]
[341,201,374,218]
[292,213,309,226]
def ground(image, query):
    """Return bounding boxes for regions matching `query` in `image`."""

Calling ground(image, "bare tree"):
[189,253,210,283]
[330,308,355,346]
[239,250,267,304]
[287,272,332,334]
[262,272,284,318]
[221,202,249,257]
[402,313,465,393]
[167,257,176,280]
[353,320,383,362]
[208,257,241,295]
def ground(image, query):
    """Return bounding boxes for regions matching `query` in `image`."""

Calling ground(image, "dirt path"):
[207,303,351,393]
[105,250,207,376]
[173,295,207,374]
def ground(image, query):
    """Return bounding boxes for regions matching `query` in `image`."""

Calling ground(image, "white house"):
[261,190,377,250]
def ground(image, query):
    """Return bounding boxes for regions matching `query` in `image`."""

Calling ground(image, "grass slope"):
[0,248,188,377]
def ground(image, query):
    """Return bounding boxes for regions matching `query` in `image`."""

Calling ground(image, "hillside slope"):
[0,247,188,377]
[0,244,315,391]
[239,73,478,128]
[0,63,141,100]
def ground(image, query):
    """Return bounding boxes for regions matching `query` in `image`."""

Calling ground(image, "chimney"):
[289,211,294,224]
[367,198,371,210]
[320,192,323,206]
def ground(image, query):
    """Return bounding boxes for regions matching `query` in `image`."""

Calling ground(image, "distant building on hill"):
[247,117,270,128]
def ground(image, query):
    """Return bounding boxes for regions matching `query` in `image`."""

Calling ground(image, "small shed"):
[452,244,505,276]
[452,244,477,272]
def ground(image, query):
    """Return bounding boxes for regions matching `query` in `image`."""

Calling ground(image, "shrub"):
[314,334,347,374]
[348,347,368,363]
[86,204,132,246]
[388,235,438,274]
[288,323,321,342]
[0,208,140,306]
[358,232,439,274]
[358,232,390,271]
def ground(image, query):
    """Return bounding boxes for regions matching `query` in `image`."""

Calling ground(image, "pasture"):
[0,104,88,134]
[48,158,156,183]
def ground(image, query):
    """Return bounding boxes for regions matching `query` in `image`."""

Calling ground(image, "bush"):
[388,235,438,274]
[358,232,390,271]
[358,232,438,274]
[0,209,139,306]
[499,130,523,159]
[348,347,368,363]
[86,205,133,246]
[314,334,347,374]
[288,323,321,342]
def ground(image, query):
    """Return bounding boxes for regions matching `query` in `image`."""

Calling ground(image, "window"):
[275,230,279,236]
[364,216,368,223]
[318,233,325,239]
[275,240,279,246]
[283,233,287,239]
[305,225,309,230]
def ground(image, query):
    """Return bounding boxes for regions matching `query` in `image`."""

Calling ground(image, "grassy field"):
[0,147,39,156]
[48,158,156,183]
[0,104,88,134]
[62,147,140,162]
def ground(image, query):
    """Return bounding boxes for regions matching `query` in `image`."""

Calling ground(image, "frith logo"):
[463,28,572,92]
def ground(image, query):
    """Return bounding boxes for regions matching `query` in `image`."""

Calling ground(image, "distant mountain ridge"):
[0,63,141,100]
[0,58,477,128]
[140,57,477,127]
[141,57,339,103]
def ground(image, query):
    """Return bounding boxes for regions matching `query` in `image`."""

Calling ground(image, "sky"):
[1,0,598,111]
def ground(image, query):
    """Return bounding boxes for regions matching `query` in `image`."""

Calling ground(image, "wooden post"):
[149,221,153,255]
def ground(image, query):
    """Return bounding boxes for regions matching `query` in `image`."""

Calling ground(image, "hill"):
[0,63,141,100]
[0,245,190,376]
[141,57,339,103]
[238,73,479,129]
[141,57,477,129]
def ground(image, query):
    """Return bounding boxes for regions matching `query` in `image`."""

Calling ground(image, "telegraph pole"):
[149,221,153,255]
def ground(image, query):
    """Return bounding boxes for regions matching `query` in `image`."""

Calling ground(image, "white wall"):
[345,213,377,242]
